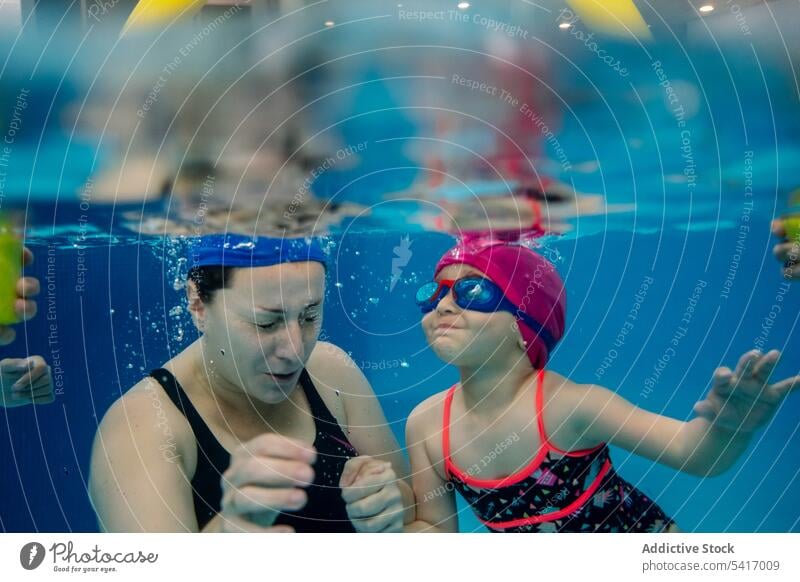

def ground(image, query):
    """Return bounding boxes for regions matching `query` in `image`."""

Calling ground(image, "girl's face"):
[191,262,325,404]
[421,264,524,369]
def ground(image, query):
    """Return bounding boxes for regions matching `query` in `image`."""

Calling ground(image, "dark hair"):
[187,266,237,303]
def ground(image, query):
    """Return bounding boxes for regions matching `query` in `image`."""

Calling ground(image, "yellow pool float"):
[122,0,206,35]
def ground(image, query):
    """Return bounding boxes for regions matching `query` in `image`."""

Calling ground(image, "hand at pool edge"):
[771,219,799,280]
[0,247,40,345]
[340,456,404,533]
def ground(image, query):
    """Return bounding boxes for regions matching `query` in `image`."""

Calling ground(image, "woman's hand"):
[694,350,800,433]
[0,247,39,346]
[340,456,404,532]
[772,219,799,280]
[217,433,317,533]
[0,356,54,408]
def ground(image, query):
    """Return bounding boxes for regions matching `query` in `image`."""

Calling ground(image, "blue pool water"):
[0,214,798,532]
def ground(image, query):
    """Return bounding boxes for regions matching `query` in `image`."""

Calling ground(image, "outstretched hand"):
[694,350,799,433]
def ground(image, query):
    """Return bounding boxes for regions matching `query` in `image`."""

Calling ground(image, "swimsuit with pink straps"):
[442,369,676,532]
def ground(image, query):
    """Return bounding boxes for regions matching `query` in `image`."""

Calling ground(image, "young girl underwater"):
[406,240,799,533]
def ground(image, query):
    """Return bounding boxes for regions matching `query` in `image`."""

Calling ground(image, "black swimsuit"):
[149,368,358,532]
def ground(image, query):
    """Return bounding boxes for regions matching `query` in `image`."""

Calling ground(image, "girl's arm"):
[576,350,798,477]
[405,397,458,532]
[575,387,748,477]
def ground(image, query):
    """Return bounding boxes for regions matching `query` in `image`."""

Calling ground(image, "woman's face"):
[421,264,523,369]
[195,262,325,403]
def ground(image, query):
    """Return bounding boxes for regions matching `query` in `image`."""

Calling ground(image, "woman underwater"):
[90,234,413,532]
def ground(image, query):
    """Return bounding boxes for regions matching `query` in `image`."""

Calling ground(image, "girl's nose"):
[436,288,459,315]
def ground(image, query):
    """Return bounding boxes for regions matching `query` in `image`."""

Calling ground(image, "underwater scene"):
[0,0,798,535]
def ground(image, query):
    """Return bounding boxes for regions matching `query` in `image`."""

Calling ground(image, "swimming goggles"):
[415,276,556,352]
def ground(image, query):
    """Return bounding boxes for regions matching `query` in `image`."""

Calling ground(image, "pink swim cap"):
[434,239,566,369]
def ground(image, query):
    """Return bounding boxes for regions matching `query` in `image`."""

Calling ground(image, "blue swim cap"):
[190,233,327,269]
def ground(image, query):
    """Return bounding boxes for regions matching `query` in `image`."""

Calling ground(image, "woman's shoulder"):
[306,341,374,396]
[114,346,202,437]
[94,374,196,470]
[101,375,167,421]
[307,340,353,372]
[304,341,357,426]
[101,375,192,436]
